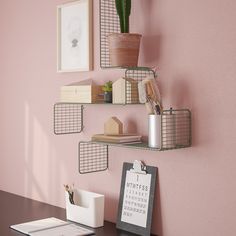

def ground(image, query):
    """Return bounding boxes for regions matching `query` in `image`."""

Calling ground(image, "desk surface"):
[0,190,144,236]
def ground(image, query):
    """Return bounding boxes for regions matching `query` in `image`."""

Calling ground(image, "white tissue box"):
[65,189,104,228]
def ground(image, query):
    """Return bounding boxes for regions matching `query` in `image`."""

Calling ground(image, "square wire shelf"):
[100,0,120,68]
[79,142,108,174]
[87,108,191,150]
[54,103,83,135]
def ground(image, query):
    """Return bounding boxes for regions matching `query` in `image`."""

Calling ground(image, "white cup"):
[148,114,161,148]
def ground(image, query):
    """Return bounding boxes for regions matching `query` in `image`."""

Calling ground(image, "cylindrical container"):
[148,114,161,148]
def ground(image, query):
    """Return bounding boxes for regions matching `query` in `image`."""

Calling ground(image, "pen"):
[64,184,75,204]
[155,104,161,115]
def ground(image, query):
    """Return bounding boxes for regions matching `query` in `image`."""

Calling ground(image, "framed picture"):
[57,0,93,72]
[116,161,157,236]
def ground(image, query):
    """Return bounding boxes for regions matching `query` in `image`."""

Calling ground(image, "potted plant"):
[108,0,142,67]
[102,81,113,103]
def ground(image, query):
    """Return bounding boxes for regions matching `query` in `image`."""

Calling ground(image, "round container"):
[148,114,161,148]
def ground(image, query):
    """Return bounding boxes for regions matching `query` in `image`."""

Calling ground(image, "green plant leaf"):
[102,81,113,92]
[115,0,131,33]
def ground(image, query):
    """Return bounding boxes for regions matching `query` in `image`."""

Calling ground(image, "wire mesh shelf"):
[78,109,191,174]
[54,103,83,135]
[100,0,120,68]
[79,141,108,174]
[88,109,190,151]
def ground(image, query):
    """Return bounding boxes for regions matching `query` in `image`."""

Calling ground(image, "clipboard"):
[116,161,157,236]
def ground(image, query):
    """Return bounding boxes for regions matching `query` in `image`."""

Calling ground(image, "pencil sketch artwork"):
[58,0,92,72]
[66,16,82,56]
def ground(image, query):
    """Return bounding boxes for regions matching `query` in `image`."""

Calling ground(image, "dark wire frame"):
[100,0,120,68]
[161,109,191,150]
[78,141,109,174]
[54,103,84,135]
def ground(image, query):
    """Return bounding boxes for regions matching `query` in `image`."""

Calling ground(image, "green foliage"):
[115,0,131,33]
[102,81,113,92]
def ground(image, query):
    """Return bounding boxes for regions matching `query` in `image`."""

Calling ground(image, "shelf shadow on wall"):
[170,76,197,147]
[139,0,162,66]
[141,35,162,66]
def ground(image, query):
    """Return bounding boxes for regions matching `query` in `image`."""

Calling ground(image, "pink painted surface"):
[1,0,236,235]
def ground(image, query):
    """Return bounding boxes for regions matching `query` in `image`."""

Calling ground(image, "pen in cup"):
[64,184,75,204]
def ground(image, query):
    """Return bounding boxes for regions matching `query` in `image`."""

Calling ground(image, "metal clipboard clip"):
[130,160,147,174]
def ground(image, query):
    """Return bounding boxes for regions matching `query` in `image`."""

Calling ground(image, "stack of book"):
[91,134,142,144]
[60,79,103,103]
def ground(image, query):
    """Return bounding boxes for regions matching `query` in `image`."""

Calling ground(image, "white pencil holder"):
[65,189,104,228]
[148,114,161,148]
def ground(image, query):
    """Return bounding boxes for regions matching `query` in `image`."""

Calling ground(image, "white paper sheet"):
[10,217,94,236]
[30,223,94,236]
[121,171,151,227]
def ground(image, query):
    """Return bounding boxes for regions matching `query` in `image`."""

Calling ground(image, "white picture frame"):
[57,0,93,72]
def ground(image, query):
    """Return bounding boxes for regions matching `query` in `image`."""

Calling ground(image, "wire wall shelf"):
[78,109,191,173]
[54,103,83,135]
[79,141,108,174]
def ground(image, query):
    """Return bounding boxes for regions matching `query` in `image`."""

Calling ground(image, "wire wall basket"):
[100,0,120,68]
[54,103,83,135]
[79,142,108,174]
[77,109,191,174]
[161,109,191,150]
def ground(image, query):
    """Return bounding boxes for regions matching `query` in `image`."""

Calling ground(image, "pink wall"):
[1,0,236,235]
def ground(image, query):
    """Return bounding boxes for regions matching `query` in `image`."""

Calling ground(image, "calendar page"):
[121,170,151,227]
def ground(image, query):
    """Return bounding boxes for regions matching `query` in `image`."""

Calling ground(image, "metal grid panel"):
[54,103,83,135]
[100,0,120,68]
[161,109,191,150]
[125,67,156,80]
[125,68,156,104]
[79,142,108,174]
